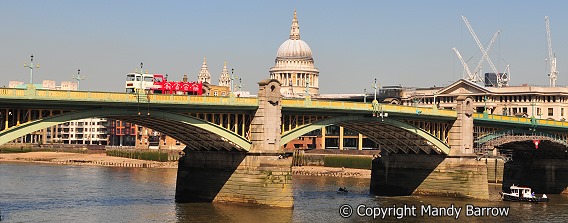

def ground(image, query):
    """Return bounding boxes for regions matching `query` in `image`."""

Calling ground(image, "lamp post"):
[305,81,310,96]
[24,54,39,85]
[433,91,437,110]
[72,69,86,90]
[373,78,378,101]
[483,94,488,118]
[364,88,367,103]
[230,68,237,96]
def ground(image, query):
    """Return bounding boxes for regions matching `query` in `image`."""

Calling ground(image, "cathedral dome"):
[277,39,312,59]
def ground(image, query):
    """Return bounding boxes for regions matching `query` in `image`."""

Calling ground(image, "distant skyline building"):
[9,80,77,90]
[218,62,230,87]
[269,10,319,97]
[197,58,212,84]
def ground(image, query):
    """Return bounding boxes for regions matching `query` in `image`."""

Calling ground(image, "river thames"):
[0,162,567,222]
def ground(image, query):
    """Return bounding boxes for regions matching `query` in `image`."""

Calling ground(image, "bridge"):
[1,80,568,207]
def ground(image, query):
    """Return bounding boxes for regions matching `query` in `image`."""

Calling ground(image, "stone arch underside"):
[280,116,450,155]
[477,129,568,159]
[477,129,568,147]
[0,108,251,151]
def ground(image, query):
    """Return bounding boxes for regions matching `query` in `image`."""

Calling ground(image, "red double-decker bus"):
[126,73,203,95]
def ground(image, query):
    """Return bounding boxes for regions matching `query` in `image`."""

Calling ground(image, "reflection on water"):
[0,163,567,223]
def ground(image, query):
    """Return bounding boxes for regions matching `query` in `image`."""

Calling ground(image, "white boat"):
[500,185,549,203]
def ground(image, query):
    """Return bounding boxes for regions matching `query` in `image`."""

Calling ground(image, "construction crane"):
[452,47,476,81]
[545,16,558,87]
[472,30,500,80]
[462,15,509,87]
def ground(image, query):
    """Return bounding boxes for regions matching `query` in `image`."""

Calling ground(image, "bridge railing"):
[282,99,457,117]
[0,88,259,106]
[473,113,568,128]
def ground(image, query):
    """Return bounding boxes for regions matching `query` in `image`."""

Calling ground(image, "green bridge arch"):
[476,128,568,148]
[0,108,251,151]
[280,115,451,154]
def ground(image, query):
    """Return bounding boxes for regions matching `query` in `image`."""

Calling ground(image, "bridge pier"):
[175,151,293,207]
[175,79,293,207]
[503,158,568,194]
[370,154,489,199]
[370,96,490,199]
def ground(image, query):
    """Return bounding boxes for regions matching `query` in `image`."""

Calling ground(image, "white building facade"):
[269,10,319,97]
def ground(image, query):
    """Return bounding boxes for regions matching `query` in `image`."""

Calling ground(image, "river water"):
[1,162,567,222]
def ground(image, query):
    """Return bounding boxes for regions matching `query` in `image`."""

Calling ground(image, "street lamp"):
[24,54,39,85]
[230,68,238,97]
[72,69,86,90]
[364,88,367,103]
[372,78,378,101]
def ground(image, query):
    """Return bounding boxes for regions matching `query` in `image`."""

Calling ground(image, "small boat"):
[500,185,549,203]
[338,187,348,193]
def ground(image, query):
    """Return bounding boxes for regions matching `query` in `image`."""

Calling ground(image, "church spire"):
[289,9,300,40]
[197,57,211,84]
[218,61,230,87]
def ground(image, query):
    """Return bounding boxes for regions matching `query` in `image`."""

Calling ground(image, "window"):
[562,108,565,117]
[214,91,218,96]
[126,75,136,81]
[548,108,554,116]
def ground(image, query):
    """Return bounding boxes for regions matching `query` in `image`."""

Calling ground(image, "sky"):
[1,1,567,93]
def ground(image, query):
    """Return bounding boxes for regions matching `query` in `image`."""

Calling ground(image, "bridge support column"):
[371,96,490,199]
[175,79,293,208]
[503,158,568,194]
[370,153,489,199]
[448,96,474,156]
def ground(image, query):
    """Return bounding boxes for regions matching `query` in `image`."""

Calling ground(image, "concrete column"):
[321,126,326,149]
[339,126,344,150]
[358,133,363,150]
[4,109,8,130]
[16,109,20,125]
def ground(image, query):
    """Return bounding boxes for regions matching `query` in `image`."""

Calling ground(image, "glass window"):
[548,108,554,116]
[126,75,135,81]
[144,76,153,82]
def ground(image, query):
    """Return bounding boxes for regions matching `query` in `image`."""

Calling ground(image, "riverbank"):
[0,151,177,168]
[0,152,371,178]
[292,166,370,178]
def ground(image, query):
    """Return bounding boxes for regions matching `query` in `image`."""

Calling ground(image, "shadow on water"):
[175,203,292,223]
[370,153,445,196]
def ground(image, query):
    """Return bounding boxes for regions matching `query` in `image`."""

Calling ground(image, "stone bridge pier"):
[371,96,490,199]
[175,79,293,208]
[504,157,568,194]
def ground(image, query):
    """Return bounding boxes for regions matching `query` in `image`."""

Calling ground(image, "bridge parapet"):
[282,99,457,117]
[0,87,259,106]
[473,113,568,129]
